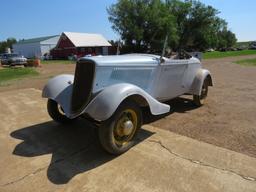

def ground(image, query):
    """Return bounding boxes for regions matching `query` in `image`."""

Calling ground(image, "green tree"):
[108,0,236,52]
[0,38,17,53]
[216,29,237,49]
[108,0,177,53]
[167,0,230,51]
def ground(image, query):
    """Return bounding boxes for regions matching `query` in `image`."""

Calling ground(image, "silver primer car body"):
[43,54,212,120]
[42,53,212,154]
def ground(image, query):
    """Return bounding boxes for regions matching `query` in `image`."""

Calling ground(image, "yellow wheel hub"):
[113,109,138,146]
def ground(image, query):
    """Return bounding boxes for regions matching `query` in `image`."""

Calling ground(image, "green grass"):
[41,60,75,65]
[203,50,256,59]
[235,58,256,66]
[0,67,39,85]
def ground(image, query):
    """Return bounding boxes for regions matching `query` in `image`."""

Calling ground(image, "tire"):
[193,79,209,106]
[98,100,142,155]
[47,99,75,124]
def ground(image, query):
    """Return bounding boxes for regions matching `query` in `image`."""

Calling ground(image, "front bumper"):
[10,60,27,65]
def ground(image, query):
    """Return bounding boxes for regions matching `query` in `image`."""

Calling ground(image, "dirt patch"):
[0,55,256,158]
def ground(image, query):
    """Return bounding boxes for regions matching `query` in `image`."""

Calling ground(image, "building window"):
[95,47,101,55]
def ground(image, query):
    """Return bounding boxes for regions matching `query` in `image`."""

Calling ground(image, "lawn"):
[203,50,256,59]
[0,67,39,85]
[41,60,76,65]
[235,58,256,66]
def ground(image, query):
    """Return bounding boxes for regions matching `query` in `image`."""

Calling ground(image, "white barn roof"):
[63,32,111,47]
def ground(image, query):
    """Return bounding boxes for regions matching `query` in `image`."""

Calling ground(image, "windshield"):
[3,54,20,58]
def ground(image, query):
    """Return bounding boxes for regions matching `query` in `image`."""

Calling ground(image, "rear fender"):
[189,69,213,95]
[83,83,170,121]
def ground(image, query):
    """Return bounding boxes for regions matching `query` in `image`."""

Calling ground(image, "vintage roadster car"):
[42,53,212,154]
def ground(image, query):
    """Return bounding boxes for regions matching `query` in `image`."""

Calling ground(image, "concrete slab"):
[0,88,256,192]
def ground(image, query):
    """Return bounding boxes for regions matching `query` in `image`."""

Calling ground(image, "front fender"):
[189,69,213,95]
[42,74,74,118]
[83,83,170,121]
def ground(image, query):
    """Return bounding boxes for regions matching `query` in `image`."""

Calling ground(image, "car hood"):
[78,54,161,66]
[10,57,27,60]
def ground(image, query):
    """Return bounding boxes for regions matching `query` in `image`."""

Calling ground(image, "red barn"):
[51,32,112,59]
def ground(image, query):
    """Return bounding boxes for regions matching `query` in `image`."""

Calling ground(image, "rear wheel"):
[98,100,142,155]
[193,79,209,106]
[47,99,75,124]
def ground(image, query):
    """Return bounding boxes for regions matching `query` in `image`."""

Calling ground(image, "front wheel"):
[47,99,75,124]
[193,79,209,106]
[98,100,142,155]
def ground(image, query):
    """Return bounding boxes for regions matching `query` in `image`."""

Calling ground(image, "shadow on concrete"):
[10,119,154,184]
[143,97,198,124]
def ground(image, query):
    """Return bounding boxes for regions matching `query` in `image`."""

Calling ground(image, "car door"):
[155,58,189,100]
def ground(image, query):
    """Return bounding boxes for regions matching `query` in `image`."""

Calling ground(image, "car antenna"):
[116,39,121,55]
[160,35,168,63]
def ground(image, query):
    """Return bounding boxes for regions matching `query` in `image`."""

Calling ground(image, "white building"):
[13,35,60,58]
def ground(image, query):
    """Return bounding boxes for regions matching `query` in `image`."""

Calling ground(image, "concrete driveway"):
[0,88,256,192]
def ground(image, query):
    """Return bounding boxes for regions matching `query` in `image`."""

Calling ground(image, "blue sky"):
[0,0,255,42]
